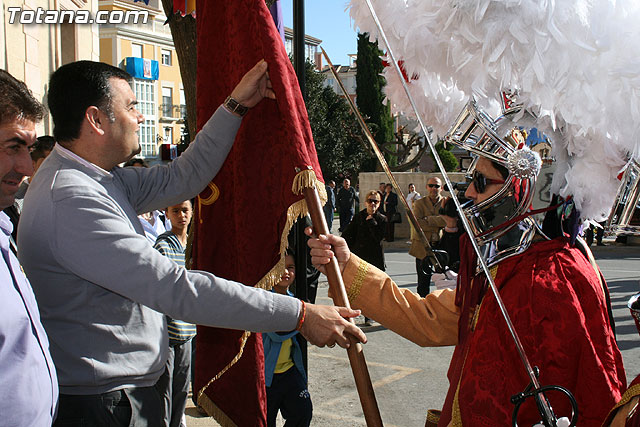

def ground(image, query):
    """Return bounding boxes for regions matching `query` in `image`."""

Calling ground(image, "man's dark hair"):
[0,69,45,126]
[124,158,148,168]
[47,61,132,143]
[31,135,55,161]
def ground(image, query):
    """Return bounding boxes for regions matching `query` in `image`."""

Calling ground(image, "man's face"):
[465,157,505,204]
[32,150,52,175]
[102,78,144,163]
[166,201,192,232]
[427,178,442,198]
[408,184,415,193]
[379,183,385,192]
[385,185,392,194]
[0,118,36,209]
[343,179,350,189]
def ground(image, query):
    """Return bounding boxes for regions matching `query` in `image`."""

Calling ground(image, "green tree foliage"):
[355,33,394,167]
[430,141,459,172]
[304,61,371,182]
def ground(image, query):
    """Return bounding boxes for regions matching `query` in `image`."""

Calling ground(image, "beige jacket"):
[409,195,446,259]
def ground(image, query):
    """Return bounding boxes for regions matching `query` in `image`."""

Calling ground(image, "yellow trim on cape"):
[603,383,640,426]
[450,265,499,426]
[195,168,327,425]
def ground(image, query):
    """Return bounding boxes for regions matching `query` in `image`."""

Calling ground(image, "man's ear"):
[85,106,105,135]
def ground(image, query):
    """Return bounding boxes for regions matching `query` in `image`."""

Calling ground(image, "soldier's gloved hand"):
[432,269,458,291]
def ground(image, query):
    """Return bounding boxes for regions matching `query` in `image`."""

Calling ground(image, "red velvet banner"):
[193,0,324,425]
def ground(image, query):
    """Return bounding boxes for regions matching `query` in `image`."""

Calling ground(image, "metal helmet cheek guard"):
[444,98,543,246]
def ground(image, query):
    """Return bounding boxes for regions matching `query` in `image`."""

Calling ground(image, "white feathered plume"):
[348,0,640,221]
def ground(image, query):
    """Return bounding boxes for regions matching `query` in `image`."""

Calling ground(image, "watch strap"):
[223,96,249,117]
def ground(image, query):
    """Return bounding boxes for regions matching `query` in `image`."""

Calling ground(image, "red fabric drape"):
[193,0,323,425]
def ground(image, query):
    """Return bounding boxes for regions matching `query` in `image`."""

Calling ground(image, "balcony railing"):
[159,104,187,120]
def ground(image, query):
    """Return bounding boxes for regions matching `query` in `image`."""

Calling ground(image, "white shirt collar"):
[0,211,12,237]
[54,144,112,177]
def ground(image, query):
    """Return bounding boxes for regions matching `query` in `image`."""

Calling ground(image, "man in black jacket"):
[336,178,357,232]
[382,184,398,242]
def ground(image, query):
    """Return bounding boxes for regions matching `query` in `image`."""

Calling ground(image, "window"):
[179,89,186,118]
[162,87,173,117]
[306,44,314,63]
[164,127,173,144]
[131,43,143,58]
[161,49,172,66]
[133,79,156,157]
[285,38,292,56]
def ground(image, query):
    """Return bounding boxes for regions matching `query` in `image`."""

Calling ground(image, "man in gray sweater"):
[18,60,365,425]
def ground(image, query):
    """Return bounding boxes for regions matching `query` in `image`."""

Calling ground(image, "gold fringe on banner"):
[254,168,327,292]
[198,394,237,427]
[196,168,327,423]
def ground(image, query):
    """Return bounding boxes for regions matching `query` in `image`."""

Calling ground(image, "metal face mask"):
[444,99,544,245]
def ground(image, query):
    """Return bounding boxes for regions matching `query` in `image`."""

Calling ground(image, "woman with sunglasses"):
[341,190,387,326]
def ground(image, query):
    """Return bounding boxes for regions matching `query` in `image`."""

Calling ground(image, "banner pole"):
[303,185,384,427]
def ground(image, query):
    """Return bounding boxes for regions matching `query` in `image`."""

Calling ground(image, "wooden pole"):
[303,186,383,427]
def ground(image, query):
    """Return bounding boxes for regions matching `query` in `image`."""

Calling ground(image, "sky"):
[280,0,358,66]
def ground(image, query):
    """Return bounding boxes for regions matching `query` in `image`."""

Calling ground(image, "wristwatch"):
[223,96,249,117]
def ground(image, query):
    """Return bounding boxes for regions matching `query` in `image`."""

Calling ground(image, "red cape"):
[440,237,626,426]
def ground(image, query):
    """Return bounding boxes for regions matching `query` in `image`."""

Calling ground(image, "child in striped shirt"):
[154,200,195,427]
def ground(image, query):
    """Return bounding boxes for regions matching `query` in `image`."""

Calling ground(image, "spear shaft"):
[320,47,443,272]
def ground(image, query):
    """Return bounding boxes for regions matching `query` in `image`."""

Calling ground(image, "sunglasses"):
[471,171,506,193]
[427,184,440,188]
[367,199,380,204]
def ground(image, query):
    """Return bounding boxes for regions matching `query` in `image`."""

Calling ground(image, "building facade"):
[283,26,321,67]
[1,0,100,135]
[99,0,184,163]
[320,54,357,103]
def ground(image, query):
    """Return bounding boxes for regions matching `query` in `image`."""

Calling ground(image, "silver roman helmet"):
[444,96,555,246]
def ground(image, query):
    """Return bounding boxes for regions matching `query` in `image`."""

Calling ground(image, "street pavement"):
[187,235,640,426]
